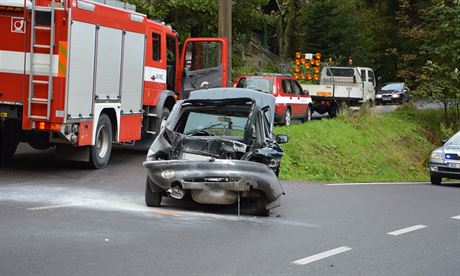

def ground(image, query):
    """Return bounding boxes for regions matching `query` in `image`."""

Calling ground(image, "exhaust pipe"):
[167,185,185,199]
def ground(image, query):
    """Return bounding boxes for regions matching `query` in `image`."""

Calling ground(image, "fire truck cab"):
[0,0,228,168]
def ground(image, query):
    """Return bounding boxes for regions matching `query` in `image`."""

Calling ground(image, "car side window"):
[291,80,303,95]
[281,79,292,94]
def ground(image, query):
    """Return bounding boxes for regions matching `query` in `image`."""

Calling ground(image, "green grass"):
[275,105,443,182]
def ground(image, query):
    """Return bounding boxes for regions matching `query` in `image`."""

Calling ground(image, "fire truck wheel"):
[88,114,112,169]
[0,142,18,163]
[145,178,162,207]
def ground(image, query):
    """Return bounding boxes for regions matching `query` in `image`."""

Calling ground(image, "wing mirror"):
[441,139,447,145]
[303,89,309,96]
[276,134,289,144]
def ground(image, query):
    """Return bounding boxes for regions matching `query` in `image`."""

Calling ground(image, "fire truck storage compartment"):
[67,21,96,119]
[120,31,144,114]
[95,26,123,101]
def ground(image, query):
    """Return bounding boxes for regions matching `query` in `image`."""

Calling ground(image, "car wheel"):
[88,114,112,169]
[301,105,312,123]
[430,174,442,185]
[283,108,291,126]
[255,194,270,217]
[145,178,162,207]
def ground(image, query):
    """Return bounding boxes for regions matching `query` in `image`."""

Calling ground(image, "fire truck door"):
[179,38,228,99]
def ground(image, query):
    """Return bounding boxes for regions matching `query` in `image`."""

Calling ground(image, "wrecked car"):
[143,88,287,216]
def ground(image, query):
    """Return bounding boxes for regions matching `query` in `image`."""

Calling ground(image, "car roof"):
[238,74,294,80]
[189,88,276,125]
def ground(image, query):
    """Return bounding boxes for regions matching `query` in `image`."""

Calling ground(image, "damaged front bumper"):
[143,159,284,204]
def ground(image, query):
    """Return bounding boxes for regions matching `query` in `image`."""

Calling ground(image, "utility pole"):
[218,0,232,86]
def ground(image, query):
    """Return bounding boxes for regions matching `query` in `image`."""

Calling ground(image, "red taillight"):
[35,122,61,131]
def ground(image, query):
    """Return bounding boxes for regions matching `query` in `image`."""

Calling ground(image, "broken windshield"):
[182,111,249,138]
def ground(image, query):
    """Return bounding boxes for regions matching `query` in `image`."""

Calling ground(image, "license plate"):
[447,163,460,169]
[383,97,391,101]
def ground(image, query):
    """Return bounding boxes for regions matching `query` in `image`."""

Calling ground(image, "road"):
[0,145,459,275]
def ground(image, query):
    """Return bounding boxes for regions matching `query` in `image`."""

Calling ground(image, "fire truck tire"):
[0,142,18,163]
[88,114,112,169]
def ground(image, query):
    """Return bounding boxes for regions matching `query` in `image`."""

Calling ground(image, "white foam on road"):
[451,215,460,220]
[325,182,428,186]
[291,246,352,265]
[0,184,318,227]
[387,225,427,236]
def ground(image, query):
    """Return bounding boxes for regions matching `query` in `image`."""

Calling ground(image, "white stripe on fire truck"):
[0,50,59,76]
[143,66,167,84]
[275,96,312,105]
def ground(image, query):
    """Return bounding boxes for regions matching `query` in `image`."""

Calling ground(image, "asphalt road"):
[0,144,459,276]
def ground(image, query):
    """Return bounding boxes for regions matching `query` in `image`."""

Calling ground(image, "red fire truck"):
[0,0,228,168]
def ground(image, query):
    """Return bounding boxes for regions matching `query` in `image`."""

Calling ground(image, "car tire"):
[145,178,162,207]
[88,114,112,169]
[301,105,312,123]
[430,174,442,185]
[255,194,270,217]
[283,108,291,126]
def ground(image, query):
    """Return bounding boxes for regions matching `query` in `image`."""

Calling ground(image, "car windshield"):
[182,110,250,138]
[381,83,403,91]
[447,132,460,146]
[236,78,272,94]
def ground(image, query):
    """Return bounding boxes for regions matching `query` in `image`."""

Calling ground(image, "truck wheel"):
[145,178,162,207]
[88,114,112,169]
[255,194,270,217]
[301,105,312,123]
[329,104,339,118]
[283,108,291,126]
[0,141,18,164]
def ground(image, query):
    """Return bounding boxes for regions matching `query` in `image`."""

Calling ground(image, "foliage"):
[416,0,460,124]
[275,105,444,182]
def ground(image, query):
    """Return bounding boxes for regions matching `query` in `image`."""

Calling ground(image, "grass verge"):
[275,105,443,182]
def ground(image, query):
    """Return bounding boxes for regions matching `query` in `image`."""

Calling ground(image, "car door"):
[280,78,296,116]
[178,38,228,99]
[291,79,311,116]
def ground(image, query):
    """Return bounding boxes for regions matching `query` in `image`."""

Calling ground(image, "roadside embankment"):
[276,105,444,182]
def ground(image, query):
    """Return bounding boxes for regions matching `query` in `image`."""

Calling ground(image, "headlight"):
[392,94,400,98]
[430,151,443,161]
[376,94,382,98]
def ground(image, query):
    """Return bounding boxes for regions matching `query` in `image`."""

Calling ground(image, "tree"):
[416,0,460,124]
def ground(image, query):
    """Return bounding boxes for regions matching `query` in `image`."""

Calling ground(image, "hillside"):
[275,106,441,182]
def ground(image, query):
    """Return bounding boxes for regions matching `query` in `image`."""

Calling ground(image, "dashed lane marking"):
[387,225,427,236]
[451,215,460,220]
[291,246,352,265]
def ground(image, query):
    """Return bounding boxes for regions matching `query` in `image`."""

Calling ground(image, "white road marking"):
[291,246,352,265]
[27,203,86,211]
[387,225,427,236]
[325,182,428,186]
[451,215,460,220]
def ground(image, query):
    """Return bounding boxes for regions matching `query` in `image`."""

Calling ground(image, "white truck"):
[301,66,376,117]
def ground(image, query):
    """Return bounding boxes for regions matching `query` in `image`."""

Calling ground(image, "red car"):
[234,74,313,125]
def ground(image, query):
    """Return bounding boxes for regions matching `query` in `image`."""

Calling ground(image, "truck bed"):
[301,83,364,100]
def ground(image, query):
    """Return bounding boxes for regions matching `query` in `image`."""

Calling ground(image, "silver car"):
[143,88,287,216]
[429,131,460,185]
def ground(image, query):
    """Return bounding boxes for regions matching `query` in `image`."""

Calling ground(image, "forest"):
[127,0,459,126]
